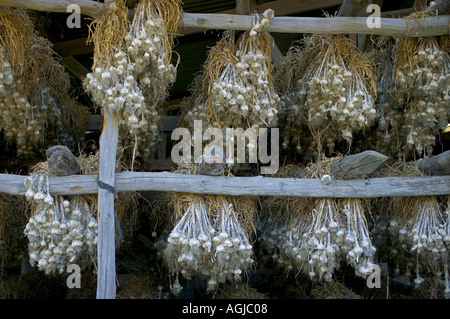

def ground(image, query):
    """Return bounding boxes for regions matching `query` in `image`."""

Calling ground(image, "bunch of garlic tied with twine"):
[387,196,449,291]
[125,0,180,105]
[392,36,449,155]
[164,194,255,293]
[259,196,376,281]
[83,51,161,160]
[277,34,377,153]
[23,174,97,275]
[183,9,280,131]
[0,8,89,158]
[83,0,182,162]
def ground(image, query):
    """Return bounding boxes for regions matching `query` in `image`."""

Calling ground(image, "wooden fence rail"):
[0,0,448,37]
[1,172,449,198]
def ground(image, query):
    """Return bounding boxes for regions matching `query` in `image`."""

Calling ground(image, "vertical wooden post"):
[95,0,119,300]
[413,0,427,10]
[337,0,370,16]
[236,0,249,15]
[97,110,119,299]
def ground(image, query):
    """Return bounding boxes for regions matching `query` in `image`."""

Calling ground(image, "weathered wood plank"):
[53,38,95,57]
[61,56,90,81]
[224,0,343,16]
[0,0,448,37]
[181,13,449,37]
[337,0,370,17]
[330,150,389,178]
[96,110,118,299]
[1,172,449,198]
[0,0,104,18]
[418,150,450,176]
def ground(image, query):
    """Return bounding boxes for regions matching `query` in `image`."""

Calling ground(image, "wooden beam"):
[61,56,90,80]
[236,0,249,15]
[0,0,104,18]
[337,0,370,17]
[96,110,118,299]
[224,0,343,16]
[96,0,118,299]
[54,37,93,57]
[181,13,449,36]
[1,172,449,198]
[413,0,428,11]
[2,1,448,37]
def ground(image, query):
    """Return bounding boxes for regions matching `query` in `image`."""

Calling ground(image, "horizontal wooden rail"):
[1,172,449,198]
[181,13,449,37]
[0,0,448,37]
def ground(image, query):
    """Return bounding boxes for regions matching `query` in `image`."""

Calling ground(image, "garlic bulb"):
[0,54,14,96]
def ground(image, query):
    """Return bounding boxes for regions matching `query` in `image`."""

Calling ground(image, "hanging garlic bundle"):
[340,198,377,277]
[0,8,89,159]
[363,36,399,157]
[164,194,215,281]
[391,35,449,156]
[231,9,280,128]
[206,196,254,291]
[84,0,182,162]
[123,0,181,159]
[22,149,138,275]
[387,196,449,289]
[164,193,256,293]
[258,162,376,281]
[83,49,160,160]
[286,198,346,282]
[163,163,256,293]
[275,34,377,156]
[180,32,237,130]
[261,196,376,281]
[23,174,97,275]
[0,7,31,96]
[125,0,181,103]
[181,9,280,132]
[83,1,144,155]
[256,189,301,271]
[366,11,450,159]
